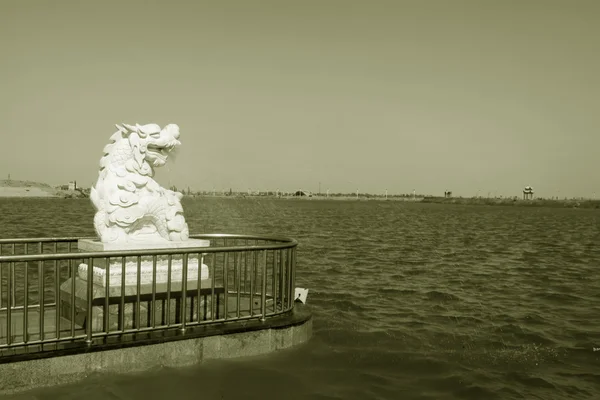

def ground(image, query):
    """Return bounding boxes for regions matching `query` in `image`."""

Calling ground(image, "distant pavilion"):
[523,186,534,200]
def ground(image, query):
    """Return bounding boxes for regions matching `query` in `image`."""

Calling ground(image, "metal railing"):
[0,234,297,350]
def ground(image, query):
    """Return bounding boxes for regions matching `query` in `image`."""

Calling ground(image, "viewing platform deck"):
[0,234,311,395]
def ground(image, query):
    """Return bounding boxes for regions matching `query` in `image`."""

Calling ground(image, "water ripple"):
[3,198,600,400]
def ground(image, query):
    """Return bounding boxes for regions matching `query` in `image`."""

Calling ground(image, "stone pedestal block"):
[76,238,210,287]
[59,238,214,332]
[60,276,215,332]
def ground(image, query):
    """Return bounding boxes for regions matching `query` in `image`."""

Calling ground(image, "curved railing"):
[0,234,298,352]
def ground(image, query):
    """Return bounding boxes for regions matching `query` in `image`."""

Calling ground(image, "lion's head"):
[117,123,181,169]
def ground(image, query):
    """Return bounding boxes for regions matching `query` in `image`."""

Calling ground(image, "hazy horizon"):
[1,0,598,198]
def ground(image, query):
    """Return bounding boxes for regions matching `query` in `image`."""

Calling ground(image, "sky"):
[1,0,598,198]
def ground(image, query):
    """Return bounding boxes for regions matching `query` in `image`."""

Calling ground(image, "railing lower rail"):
[0,234,298,352]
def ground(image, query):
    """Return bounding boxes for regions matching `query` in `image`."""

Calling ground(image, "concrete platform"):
[0,293,281,345]
[0,303,311,396]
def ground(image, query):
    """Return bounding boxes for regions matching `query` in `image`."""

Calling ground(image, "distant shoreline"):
[184,194,425,202]
[184,194,600,209]
[0,181,597,209]
[0,180,86,199]
[419,196,600,209]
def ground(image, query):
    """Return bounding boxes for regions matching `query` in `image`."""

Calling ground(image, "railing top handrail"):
[189,233,296,243]
[0,233,298,262]
[0,237,88,244]
[0,233,296,244]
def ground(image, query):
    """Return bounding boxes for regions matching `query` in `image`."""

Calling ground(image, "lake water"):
[2,197,599,400]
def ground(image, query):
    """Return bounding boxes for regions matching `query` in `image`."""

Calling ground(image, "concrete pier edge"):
[0,303,312,395]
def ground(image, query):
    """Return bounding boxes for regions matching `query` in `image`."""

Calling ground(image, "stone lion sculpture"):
[90,123,190,243]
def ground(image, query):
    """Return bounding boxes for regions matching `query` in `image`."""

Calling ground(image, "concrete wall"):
[0,305,312,395]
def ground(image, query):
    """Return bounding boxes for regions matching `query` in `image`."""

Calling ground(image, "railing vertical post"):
[210,253,216,321]
[249,251,255,317]
[232,250,237,313]
[243,240,248,294]
[223,251,228,320]
[119,257,125,332]
[180,253,188,333]
[151,255,157,328]
[54,242,60,340]
[286,249,293,310]
[291,248,296,307]
[10,244,15,313]
[271,250,277,313]
[166,255,172,326]
[260,250,267,321]
[136,256,141,330]
[253,242,259,297]
[104,258,110,333]
[6,262,13,345]
[39,242,44,341]
[67,242,73,281]
[70,259,76,337]
[24,257,29,343]
[279,250,284,311]
[86,257,94,345]
[196,253,202,323]
[235,251,241,319]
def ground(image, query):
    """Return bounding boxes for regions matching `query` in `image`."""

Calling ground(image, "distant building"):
[444,191,452,198]
[56,180,78,191]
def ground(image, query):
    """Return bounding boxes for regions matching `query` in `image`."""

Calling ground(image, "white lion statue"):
[90,123,190,243]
